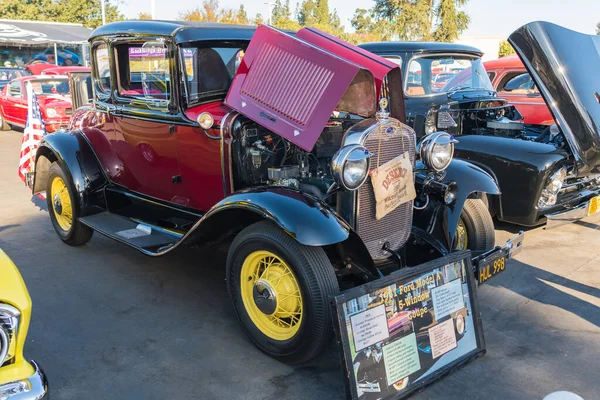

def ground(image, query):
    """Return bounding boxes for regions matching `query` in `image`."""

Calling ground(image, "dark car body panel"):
[413,159,500,252]
[454,135,569,225]
[509,21,600,176]
[33,131,107,216]
[360,38,597,226]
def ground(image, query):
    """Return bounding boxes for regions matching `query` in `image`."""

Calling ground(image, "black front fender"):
[33,131,107,215]
[181,187,351,248]
[413,159,500,252]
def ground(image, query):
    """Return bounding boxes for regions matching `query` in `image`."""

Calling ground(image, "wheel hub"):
[53,193,63,215]
[252,280,277,315]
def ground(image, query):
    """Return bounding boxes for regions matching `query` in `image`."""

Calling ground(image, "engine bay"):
[229,114,363,201]
[460,105,568,150]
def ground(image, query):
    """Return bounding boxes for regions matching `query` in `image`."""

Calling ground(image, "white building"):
[454,35,505,61]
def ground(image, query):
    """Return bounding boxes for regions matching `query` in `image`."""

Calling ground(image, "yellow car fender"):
[0,249,35,385]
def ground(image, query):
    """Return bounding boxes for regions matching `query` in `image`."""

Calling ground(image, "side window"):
[503,72,537,93]
[180,46,243,106]
[116,40,171,110]
[384,55,402,66]
[405,60,425,96]
[487,71,496,83]
[93,42,111,97]
[9,81,21,97]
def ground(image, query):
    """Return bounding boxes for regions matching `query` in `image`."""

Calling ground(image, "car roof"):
[359,42,483,57]
[89,20,257,44]
[484,54,524,69]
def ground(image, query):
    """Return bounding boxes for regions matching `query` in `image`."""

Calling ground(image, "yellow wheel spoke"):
[240,250,303,341]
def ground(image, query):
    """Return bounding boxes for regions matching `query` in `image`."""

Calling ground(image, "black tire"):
[458,198,495,253]
[480,193,496,219]
[47,162,93,246]
[226,220,339,364]
[0,110,10,131]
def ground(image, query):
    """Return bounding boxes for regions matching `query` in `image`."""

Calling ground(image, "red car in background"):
[0,75,72,132]
[484,54,554,126]
[42,66,91,76]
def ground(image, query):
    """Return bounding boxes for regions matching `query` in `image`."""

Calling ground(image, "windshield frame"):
[27,77,70,96]
[403,52,493,98]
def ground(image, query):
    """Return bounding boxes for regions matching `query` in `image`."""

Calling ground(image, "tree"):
[351,0,471,42]
[271,0,301,30]
[498,40,515,58]
[0,0,123,29]
[137,12,152,20]
[252,13,265,25]
[432,0,469,42]
[179,0,248,24]
[597,22,600,34]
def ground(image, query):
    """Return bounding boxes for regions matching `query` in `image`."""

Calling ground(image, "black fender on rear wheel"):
[47,162,93,246]
[226,220,339,364]
[455,198,495,254]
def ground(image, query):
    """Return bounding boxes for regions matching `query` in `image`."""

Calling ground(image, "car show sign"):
[370,152,416,220]
[332,251,485,399]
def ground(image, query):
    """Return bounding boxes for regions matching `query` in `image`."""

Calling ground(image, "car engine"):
[230,113,363,200]
[457,105,568,150]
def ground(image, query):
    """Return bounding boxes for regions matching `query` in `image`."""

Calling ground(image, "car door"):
[4,81,27,126]
[108,39,183,204]
[496,69,551,125]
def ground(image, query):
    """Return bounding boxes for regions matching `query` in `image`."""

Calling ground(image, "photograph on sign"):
[333,251,485,400]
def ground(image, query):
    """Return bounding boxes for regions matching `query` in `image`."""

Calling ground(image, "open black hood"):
[509,21,600,176]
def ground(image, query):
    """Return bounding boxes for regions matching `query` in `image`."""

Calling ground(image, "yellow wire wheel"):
[240,250,303,341]
[455,217,468,250]
[50,176,73,232]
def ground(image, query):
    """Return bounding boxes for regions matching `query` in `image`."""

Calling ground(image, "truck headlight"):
[420,132,457,172]
[331,145,371,191]
[0,304,20,366]
[538,167,567,209]
[46,108,57,118]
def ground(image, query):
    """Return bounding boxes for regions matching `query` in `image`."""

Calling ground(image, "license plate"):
[477,252,506,284]
[588,196,600,216]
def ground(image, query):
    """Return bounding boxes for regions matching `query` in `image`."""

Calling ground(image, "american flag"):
[18,82,46,197]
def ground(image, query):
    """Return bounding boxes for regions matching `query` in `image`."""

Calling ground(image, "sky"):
[119,0,599,38]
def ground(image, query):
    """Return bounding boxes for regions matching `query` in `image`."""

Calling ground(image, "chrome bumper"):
[0,360,48,399]
[546,197,598,229]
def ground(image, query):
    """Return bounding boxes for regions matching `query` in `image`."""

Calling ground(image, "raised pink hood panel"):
[225,25,372,151]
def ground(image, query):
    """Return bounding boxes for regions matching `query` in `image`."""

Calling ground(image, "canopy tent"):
[0,19,91,44]
[0,20,91,67]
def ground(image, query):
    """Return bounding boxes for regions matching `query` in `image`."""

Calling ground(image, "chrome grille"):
[356,120,416,260]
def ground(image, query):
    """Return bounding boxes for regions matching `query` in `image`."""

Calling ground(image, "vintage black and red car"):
[0,75,72,132]
[361,22,600,228]
[31,21,523,364]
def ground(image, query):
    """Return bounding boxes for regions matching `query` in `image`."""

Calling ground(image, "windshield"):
[0,68,27,81]
[29,79,70,96]
[404,55,494,96]
[180,44,246,106]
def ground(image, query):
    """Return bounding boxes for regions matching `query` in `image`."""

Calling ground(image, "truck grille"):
[356,120,416,260]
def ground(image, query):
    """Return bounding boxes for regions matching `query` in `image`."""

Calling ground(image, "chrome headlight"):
[331,145,371,191]
[420,132,457,172]
[0,304,20,366]
[45,108,57,118]
[424,109,436,135]
[538,167,567,209]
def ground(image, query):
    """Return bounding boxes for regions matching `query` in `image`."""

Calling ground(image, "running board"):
[80,212,182,255]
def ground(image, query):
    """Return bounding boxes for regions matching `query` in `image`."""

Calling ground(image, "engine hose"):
[299,183,324,199]
[534,126,551,142]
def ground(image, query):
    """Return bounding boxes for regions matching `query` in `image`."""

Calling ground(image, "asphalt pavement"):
[0,129,599,399]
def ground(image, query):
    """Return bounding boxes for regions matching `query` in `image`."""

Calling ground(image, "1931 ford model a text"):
[31,22,521,364]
